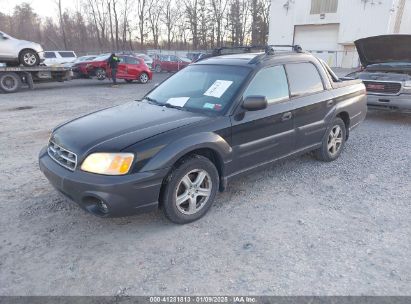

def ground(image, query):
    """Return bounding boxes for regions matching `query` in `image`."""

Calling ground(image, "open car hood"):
[354,35,411,67]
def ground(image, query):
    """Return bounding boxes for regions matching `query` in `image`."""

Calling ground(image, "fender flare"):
[141,132,233,174]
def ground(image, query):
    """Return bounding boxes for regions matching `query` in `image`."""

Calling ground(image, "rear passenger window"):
[125,57,139,65]
[243,65,289,104]
[45,52,56,58]
[285,63,324,97]
[58,52,75,58]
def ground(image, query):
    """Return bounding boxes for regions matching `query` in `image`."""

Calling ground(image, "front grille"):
[48,141,77,171]
[363,81,402,94]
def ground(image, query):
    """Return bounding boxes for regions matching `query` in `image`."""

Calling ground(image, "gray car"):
[345,35,411,112]
[0,31,45,67]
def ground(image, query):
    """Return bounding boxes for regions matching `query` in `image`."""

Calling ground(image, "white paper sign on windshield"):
[166,97,190,107]
[204,80,233,98]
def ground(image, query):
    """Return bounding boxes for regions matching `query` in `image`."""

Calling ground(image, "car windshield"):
[145,64,251,113]
[368,62,411,68]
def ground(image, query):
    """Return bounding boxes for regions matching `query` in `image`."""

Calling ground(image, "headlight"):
[81,153,134,175]
[404,80,411,88]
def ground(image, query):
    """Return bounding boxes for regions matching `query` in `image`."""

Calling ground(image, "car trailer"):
[0,65,73,94]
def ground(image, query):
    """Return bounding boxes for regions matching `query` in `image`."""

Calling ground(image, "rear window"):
[45,52,57,58]
[285,63,324,97]
[125,57,140,65]
[58,52,76,58]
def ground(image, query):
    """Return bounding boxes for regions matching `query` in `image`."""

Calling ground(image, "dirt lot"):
[0,75,410,296]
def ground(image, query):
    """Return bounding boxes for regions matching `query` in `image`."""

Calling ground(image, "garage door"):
[294,24,340,51]
[294,24,340,67]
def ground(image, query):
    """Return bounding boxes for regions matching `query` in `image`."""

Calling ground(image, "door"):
[116,56,128,78]
[0,32,16,58]
[124,56,141,79]
[285,62,334,150]
[230,65,296,173]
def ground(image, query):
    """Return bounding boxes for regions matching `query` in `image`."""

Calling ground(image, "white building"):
[268,0,411,68]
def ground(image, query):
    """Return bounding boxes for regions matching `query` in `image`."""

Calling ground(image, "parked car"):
[135,53,153,70]
[343,35,411,112]
[39,48,367,224]
[152,54,191,73]
[65,55,96,68]
[0,31,44,66]
[43,51,77,66]
[73,54,152,83]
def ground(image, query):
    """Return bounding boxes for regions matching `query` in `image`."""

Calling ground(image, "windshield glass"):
[145,64,251,113]
[368,62,411,67]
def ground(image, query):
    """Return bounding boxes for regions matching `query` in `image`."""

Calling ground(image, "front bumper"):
[367,93,411,111]
[39,147,168,217]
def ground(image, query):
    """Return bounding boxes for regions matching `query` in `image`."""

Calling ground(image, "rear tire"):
[161,155,219,224]
[139,72,149,84]
[0,72,22,93]
[19,49,40,67]
[95,68,106,81]
[314,117,347,162]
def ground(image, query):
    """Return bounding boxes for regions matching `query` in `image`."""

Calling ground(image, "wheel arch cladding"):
[142,132,232,173]
[336,111,350,139]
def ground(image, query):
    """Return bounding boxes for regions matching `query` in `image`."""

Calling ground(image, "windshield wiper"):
[162,103,186,111]
[143,96,162,105]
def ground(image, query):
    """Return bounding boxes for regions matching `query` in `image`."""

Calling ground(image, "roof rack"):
[194,44,304,63]
[265,45,303,54]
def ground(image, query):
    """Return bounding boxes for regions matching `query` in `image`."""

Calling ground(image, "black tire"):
[155,65,161,73]
[161,155,219,224]
[0,72,22,93]
[139,72,149,84]
[314,117,347,162]
[125,79,133,83]
[95,68,106,81]
[19,49,40,67]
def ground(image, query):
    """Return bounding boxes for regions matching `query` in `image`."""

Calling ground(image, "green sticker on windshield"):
[203,103,215,109]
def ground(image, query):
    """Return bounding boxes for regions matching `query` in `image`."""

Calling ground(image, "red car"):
[152,54,191,73]
[73,54,152,84]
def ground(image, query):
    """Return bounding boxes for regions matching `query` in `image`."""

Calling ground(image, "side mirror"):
[2,36,9,40]
[242,96,268,111]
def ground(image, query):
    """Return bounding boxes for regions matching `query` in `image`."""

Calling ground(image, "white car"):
[43,51,77,66]
[0,31,45,66]
[135,53,153,69]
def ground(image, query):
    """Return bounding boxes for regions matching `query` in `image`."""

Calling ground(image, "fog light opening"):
[98,201,109,214]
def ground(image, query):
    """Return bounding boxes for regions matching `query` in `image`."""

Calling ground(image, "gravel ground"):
[0,75,410,296]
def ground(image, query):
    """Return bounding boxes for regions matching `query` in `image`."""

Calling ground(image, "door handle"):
[327,100,334,107]
[282,112,293,121]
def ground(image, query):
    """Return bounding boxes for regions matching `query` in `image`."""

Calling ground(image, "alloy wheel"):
[140,73,148,83]
[327,125,343,156]
[23,53,37,66]
[175,169,212,215]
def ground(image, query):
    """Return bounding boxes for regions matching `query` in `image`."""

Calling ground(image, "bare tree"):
[183,0,199,49]
[210,0,228,47]
[148,3,162,49]
[135,0,153,47]
[56,0,68,48]
[162,0,181,50]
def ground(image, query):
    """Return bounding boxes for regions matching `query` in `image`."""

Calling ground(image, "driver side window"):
[243,65,290,104]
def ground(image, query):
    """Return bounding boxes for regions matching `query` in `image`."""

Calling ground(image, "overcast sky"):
[0,0,79,18]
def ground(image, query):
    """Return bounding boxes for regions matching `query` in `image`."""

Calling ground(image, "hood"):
[355,35,411,67]
[51,102,207,156]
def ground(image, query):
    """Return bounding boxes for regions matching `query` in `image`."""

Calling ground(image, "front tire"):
[161,155,219,224]
[155,65,161,73]
[315,117,347,162]
[19,49,40,67]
